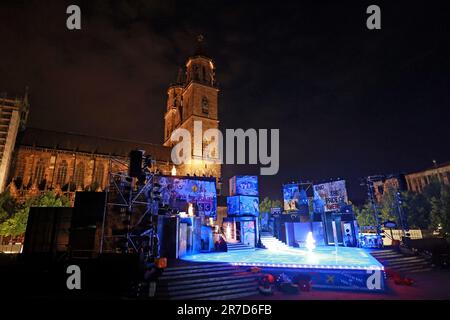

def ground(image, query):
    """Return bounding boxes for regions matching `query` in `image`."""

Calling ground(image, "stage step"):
[156,262,259,300]
[370,249,433,274]
[160,279,258,298]
[159,266,240,280]
[226,242,255,252]
[387,259,430,268]
[260,235,290,251]
[163,263,230,273]
[163,273,258,287]
[165,275,258,291]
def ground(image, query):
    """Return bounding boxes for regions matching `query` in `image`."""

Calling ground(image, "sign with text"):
[313,180,348,212]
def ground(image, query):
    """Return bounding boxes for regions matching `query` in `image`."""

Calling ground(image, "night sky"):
[1,0,449,203]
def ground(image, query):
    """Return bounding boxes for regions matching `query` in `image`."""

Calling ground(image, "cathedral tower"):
[163,36,221,178]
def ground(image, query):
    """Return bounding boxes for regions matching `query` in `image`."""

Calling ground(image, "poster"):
[313,180,348,212]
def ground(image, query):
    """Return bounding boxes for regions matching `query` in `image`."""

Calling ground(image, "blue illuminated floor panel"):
[181,246,384,271]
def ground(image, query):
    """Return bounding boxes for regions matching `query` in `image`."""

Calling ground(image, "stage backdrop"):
[283,184,300,211]
[154,176,217,218]
[313,180,348,212]
[229,175,259,196]
[227,195,259,216]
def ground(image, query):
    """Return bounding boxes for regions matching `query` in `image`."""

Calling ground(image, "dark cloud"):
[1,0,450,202]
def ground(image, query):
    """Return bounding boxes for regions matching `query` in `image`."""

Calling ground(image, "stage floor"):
[181,246,384,271]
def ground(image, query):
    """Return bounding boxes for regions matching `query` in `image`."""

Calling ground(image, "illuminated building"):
[405,161,450,192]
[163,35,221,178]
[4,38,221,201]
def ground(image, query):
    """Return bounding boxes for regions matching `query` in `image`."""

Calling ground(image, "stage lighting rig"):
[363,175,385,248]
[100,153,162,258]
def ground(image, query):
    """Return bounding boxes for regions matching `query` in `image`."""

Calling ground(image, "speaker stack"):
[69,192,106,257]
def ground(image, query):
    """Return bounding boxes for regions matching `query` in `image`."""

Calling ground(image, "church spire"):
[193,34,208,57]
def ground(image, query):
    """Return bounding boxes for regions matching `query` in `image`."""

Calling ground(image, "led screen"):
[283,184,300,211]
[227,195,259,216]
[229,175,259,196]
[154,176,217,217]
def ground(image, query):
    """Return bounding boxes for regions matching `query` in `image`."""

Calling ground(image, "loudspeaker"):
[70,192,106,256]
[23,207,73,255]
[69,228,97,252]
[72,192,106,228]
[342,222,354,247]
[129,150,144,178]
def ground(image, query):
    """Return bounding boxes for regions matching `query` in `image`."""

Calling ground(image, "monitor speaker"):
[342,222,354,247]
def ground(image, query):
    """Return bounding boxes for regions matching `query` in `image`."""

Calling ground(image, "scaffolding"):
[99,157,159,257]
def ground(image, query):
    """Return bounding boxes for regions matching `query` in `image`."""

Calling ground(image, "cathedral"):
[2,37,221,202]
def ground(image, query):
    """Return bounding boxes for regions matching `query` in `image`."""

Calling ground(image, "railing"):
[0,243,22,253]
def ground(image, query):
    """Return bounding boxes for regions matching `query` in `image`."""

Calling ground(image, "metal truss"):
[99,157,159,256]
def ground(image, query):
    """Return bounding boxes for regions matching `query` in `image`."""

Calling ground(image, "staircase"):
[371,249,433,274]
[156,262,259,300]
[226,242,255,252]
[260,233,290,251]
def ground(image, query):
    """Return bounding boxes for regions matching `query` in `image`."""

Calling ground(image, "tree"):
[377,189,399,224]
[402,191,430,229]
[259,197,282,215]
[0,207,29,237]
[354,202,376,228]
[0,191,70,237]
[429,184,450,237]
[0,191,17,224]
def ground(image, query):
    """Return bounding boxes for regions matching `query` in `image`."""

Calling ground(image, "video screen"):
[229,175,259,196]
[283,184,300,211]
[154,176,217,217]
[227,196,259,216]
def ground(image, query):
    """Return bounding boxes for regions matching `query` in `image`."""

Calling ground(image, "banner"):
[313,180,348,212]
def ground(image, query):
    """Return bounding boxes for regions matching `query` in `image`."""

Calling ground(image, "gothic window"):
[94,163,105,187]
[17,161,25,180]
[56,160,68,186]
[34,158,46,184]
[202,97,209,115]
[74,162,85,188]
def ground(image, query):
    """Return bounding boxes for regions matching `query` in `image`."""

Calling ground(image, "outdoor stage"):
[181,246,385,292]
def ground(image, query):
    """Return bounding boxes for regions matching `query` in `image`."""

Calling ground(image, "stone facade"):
[373,177,401,202]
[163,43,221,179]
[405,161,450,192]
[5,40,221,201]
[8,127,173,202]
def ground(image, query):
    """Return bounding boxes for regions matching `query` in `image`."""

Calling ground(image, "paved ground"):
[246,269,450,300]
